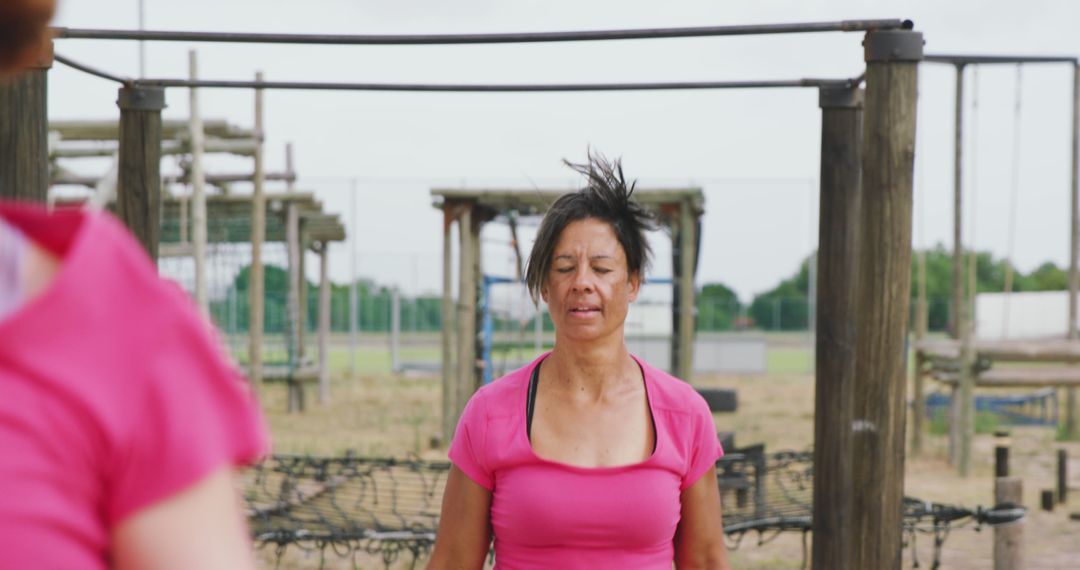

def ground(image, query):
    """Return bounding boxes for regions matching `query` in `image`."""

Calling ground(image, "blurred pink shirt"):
[0,203,269,569]
[449,353,723,570]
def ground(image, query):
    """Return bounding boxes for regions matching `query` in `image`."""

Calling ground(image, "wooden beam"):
[1068,63,1080,440]
[916,339,1080,363]
[189,50,209,316]
[932,367,1080,387]
[116,86,165,261]
[441,205,456,442]
[286,201,302,413]
[676,198,696,381]
[318,242,331,405]
[455,205,477,429]
[812,84,862,570]
[850,29,920,570]
[0,48,49,202]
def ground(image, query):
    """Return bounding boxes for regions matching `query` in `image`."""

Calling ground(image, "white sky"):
[48,0,1080,302]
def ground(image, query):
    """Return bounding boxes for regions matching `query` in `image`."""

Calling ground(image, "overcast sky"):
[48,0,1080,302]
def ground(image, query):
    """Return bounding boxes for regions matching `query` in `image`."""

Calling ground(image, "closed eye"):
[593,267,612,274]
[556,267,574,274]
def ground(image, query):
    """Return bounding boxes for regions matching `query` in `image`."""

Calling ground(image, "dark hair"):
[525,152,655,303]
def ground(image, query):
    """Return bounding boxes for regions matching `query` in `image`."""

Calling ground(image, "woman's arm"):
[674,466,731,570]
[111,466,256,570]
[428,465,493,570]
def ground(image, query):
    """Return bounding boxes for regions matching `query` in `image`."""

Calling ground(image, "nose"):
[570,267,595,293]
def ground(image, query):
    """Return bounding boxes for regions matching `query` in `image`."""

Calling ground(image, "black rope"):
[244,449,1026,569]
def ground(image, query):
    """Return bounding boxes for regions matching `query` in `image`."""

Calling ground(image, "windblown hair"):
[525,151,655,303]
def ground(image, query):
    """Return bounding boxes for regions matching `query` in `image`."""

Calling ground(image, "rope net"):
[244,448,1024,569]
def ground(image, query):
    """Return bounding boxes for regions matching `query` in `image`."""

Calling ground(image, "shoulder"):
[462,359,533,419]
[635,355,710,417]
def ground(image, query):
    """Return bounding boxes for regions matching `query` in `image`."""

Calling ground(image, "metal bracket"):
[819,85,863,109]
[117,86,166,111]
[864,30,924,63]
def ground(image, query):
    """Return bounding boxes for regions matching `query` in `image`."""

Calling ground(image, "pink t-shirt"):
[0,203,269,569]
[449,353,723,569]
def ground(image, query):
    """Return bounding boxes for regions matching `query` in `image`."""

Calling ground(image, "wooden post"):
[0,41,50,202]
[391,287,401,373]
[1041,489,1055,511]
[994,477,1023,570]
[441,205,456,441]
[952,63,966,340]
[318,241,331,405]
[996,445,1010,478]
[1067,63,1079,440]
[455,205,477,428]
[298,231,308,360]
[188,50,209,316]
[812,84,863,570]
[286,202,302,413]
[1059,448,1069,504]
[116,85,166,261]
[850,29,921,570]
[677,198,697,381]
[248,72,266,391]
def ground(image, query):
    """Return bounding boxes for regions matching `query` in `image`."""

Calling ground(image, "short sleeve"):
[105,281,270,527]
[680,394,724,491]
[447,391,494,491]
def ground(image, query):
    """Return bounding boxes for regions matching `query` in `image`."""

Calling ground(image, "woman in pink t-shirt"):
[429,154,731,569]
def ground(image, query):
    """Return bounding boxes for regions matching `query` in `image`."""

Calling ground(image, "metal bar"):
[925,54,1078,65]
[54,53,131,84]
[135,77,852,92]
[52,20,908,45]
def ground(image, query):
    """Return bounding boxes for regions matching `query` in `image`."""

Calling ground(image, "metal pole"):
[248,71,266,391]
[952,64,966,340]
[812,84,863,570]
[53,19,909,44]
[850,29,921,570]
[349,179,358,379]
[116,85,165,260]
[188,50,209,316]
[137,0,146,77]
[0,41,50,202]
[1068,63,1080,439]
[391,287,401,373]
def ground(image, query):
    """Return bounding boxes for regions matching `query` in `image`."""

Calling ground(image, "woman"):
[0,4,269,567]
[429,155,730,569]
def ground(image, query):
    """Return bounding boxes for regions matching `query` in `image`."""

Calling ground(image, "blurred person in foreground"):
[429,153,731,569]
[0,2,270,568]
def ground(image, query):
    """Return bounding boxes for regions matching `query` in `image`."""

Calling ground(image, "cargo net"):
[245,448,1025,569]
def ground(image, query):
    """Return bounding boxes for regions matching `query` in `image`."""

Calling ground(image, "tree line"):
[211,247,1068,334]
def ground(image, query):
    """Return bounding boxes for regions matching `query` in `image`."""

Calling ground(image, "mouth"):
[568,305,601,318]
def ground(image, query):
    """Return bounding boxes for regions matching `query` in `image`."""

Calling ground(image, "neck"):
[546,332,637,400]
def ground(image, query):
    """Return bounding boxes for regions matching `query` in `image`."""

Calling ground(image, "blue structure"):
[925,389,1059,427]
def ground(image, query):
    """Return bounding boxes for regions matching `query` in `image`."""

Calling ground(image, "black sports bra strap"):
[526,362,540,440]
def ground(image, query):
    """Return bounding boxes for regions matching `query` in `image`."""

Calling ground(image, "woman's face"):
[541,217,640,344]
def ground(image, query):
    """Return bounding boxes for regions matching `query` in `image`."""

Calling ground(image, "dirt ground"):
[259,367,1080,569]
